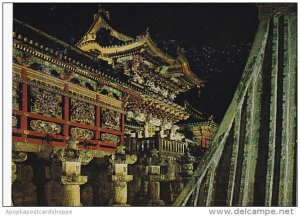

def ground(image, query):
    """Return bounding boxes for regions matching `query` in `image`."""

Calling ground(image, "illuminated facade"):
[12,6,218,206]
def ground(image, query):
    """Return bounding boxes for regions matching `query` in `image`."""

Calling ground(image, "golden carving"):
[101,133,120,144]
[101,108,121,130]
[70,127,94,140]
[12,79,21,109]
[70,99,95,126]
[30,86,62,118]
[30,120,62,134]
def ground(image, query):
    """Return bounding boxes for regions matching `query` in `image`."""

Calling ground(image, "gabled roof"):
[76,8,204,88]
[76,10,176,65]
[76,9,133,47]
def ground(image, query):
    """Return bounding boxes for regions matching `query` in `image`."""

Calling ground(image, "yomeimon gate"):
[11,3,296,207]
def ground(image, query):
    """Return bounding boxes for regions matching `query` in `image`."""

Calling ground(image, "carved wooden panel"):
[30,86,62,118]
[100,108,121,131]
[70,99,95,126]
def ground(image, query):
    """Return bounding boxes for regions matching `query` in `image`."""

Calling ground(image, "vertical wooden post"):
[201,134,206,149]
[20,68,28,138]
[63,84,69,139]
[95,95,101,140]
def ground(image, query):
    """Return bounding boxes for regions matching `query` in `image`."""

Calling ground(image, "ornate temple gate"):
[12,6,202,206]
[173,4,296,206]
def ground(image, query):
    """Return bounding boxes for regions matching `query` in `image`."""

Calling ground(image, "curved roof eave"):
[78,35,176,65]
[176,55,204,87]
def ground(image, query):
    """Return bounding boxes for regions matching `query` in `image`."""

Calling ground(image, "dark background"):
[13,3,258,122]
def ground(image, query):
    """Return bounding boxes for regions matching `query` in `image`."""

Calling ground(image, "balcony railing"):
[126,135,188,157]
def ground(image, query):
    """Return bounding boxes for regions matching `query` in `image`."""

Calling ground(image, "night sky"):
[13,3,258,122]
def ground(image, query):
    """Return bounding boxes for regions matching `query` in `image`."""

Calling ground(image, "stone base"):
[61,184,81,206]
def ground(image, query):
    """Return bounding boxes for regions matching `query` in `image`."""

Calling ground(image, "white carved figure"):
[127,111,134,119]
[170,125,180,140]
[149,116,161,126]
[135,112,146,122]
[173,132,184,141]
[162,121,172,130]
[160,127,167,138]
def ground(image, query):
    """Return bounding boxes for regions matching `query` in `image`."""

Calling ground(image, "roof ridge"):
[76,11,133,47]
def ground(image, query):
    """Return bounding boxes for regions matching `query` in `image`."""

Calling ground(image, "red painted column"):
[20,68,28,139]
[95,94,100,140]
[201,134,206,149]
[63,84,69,140]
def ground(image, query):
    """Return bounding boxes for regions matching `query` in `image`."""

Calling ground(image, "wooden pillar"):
[95,95,100,140]
[201,134,206,148]
[20,68,28,138]
[63,84,69,139]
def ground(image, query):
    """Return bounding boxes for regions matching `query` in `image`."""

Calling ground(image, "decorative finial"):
[97,3,101,13]
[177,47,185,55]
[145,27,150,36]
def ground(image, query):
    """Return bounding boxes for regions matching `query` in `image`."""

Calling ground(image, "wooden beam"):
[278,14,297,206]
[205,163,217,206]
[95,94,101,140]
[240,65,263,206]
[226,108,242,206]
[265,16,279,206]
